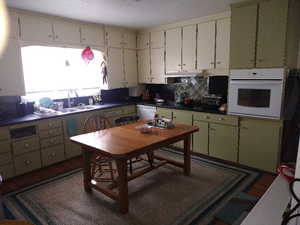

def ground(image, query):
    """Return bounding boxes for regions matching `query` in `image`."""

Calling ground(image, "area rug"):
[3,149,260,225]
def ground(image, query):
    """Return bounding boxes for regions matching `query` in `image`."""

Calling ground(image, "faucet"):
[67,89,79,108]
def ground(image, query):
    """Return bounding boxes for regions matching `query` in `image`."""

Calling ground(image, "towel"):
[66,117,77,137]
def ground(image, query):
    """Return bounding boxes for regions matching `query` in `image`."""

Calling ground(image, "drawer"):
[121,105,136,115]
[209,114,239,126]
[40,135,64,149]
[14,151,41,175]
[12,137,40,156]
[156,107,172,119]
[65,139,82,159]
[104,109,122,118]
[0,140,11,154]
[0,126,10,141]
[0,164,14,180]
[38,119,62,130]
[193,112,212,122]
[0,152,12,166]
[41,145,65,167]
[39,127,63,139]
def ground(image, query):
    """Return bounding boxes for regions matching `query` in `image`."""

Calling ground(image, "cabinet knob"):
[82,38,86,41]
[258,59,264,62]
[178,64,181,67]
[49,130,53,135]
[218,118,224,121]
[50,139,55,144]
[50,153,56,158]
[48,123,53,127]
[210,128,216,131]
[203,116,209,119]
[24,143,29,148]
[25,160,31,165]
[241,126,248,130]
[183,64,186,66]
[48,34,52,38]
[217,61,221,64]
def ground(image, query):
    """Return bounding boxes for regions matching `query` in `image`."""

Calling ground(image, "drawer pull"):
[218,118,224,121]
[210,128,216,131]
[50,153,56,158]
[24,143,30,148]
[48,123,53,127]
[50,139,55,144]
[203,116,209,119]
[24,160,31,165]
[241,126,248,130]
[49,130,54,135]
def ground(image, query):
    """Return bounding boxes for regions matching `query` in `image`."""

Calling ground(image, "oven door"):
[228,80,284,119]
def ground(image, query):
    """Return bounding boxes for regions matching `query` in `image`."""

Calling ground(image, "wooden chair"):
[115,116,154,174]
[83,115,116,183]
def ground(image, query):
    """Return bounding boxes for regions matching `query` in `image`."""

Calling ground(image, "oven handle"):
[229,80,283,86]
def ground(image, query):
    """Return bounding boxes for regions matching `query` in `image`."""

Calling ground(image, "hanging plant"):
[81,46,94,64]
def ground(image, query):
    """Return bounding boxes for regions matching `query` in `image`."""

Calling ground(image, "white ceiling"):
[5,0,242,29]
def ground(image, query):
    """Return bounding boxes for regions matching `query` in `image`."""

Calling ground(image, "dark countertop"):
[0,102,135,127]
[137,101,226,115]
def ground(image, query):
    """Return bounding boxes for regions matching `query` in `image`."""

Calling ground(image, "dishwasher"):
[137,105,156,121]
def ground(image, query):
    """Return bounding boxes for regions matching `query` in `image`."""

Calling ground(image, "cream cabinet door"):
[123,31,137,49]
[151,30,164,49]
[151,48,165,84]
[193,120,209,155]
[197,21,215,70]
[182,25,197,73]
[137,49,151,83]
[53,20,81,44]
[80,24,104,46]
[124,49,138,87]
[19,14,54,42]
[0,39,25,96]
[165,28,182,74]
[173,110,193,148]
[106,28,123,48]
[137,32,150,49]
[215,18,230,71]
[8,11,19,39]
[107,47,124,89]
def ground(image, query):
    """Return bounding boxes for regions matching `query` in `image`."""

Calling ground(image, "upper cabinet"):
[123,31,137,49]
[215,18,230,72]
[80,24,105,46]
[124,49,138,87]
[151,48,165,84]
[230,0,300,69]
[8,11,19,39]
[137,49,151,83]
[19,14,54,43]
[182,25,197,73]
[52,20,81,45]
[137,33,150,50]
[106,27,136,49]
[106,47,124,89]
[165,28,182,74]
[150,31,164,49]
[0,39,25,96]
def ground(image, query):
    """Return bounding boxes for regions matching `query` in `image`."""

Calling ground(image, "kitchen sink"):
[57,105,99,113]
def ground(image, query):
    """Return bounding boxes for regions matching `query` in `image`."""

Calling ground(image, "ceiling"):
[5,0,242,29]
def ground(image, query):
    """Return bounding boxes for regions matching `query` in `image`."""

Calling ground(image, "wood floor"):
[0,155,276,225]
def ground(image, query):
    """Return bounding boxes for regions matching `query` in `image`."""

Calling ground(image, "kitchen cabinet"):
[165,28,182,74]
[0,38,25,96]
[215,18,230,72]
[14,151,41,176]
[230,0,300,69]
[197,21,215,70]
[182,25,197,73]
[209,123,238,162]
[53,20,81,44]
[19,14,54,42]
[172,110,193,148]
[8,11,19,39]
[137,49,151,83]
[106,27,136,49]
[156,107,172,120]
[80,24,105,46]
[123,31,137,49]
[239,118,282,172]
[151,48,165,84]
[106,47,124,89]
[193,120,209,155]
[137,32,150,49]
[124,49,138,87]
[150,30,164,49]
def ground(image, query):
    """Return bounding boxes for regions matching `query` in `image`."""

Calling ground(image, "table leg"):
[183,135,191,176]
[82,147,92,193]
[116,158,129,213]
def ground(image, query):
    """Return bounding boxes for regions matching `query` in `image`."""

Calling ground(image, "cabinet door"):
[230,3,258,69]
[173,110,193,148]
[124,49,138,87]
[197,21,215,70]
[216,18,230,71]
[182,25,197,73]
[193,120,209,155]
[106,28,123,48]
[137,49,151,83]
[53,20,81,44]
[151,30,164,49]
[0,39,25,96]
[19,14,54,42]
[239,118,281,172]
[209,123,238,162]
[123,31,137,49]
[137,32,150,49]
[80,24,104,46]
[156,107,172,119]
[8,11,19,39]
[107,47,124,89]
[151,48,165,84]
[165,28,182,74]
[256,0,288,68]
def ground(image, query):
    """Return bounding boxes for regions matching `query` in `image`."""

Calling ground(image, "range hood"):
[165,72,203,78]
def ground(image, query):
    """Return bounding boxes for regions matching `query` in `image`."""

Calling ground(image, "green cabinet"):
[172,110,193,148]
[193,120,209,155]
[239,118,282,172]
[209,123,238,162]
[230,2,258,69]
[156,107,172,119]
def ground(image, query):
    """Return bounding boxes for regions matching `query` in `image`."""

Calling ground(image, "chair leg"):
[129,159,133,174]
[147,152,154,167]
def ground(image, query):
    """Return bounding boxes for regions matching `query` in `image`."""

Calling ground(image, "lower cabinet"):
[239,118,282,172]
[209,123,238,162]
[193,120,209,155]
[65,140,82,159]
[41,145,65,167]
[156,107,172,119]
[0,164,14,180]
[14,151,42,176]
[172,110,193,148]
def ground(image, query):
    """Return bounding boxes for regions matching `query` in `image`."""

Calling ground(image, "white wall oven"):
[228,68,285,119]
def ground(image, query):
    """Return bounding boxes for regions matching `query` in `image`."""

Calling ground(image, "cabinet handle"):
[178,64,181,67]
[25,160,31,165]
[216,61,221,64]
[50,153,56,158]
[182,70,188,72]
[203,116,209,119]
[210,62,215,65]
[48,123,53,127]
[182,64,186,66]
[218,118,224,121]
[258,59,264,62]
[82,38,86,41]
[48,34,52,38]
[24,143,29,148]
[250,59,254,62]
[49,130,53,135]
[210,128,216,131]
[50,139,55,144]
[241,126,248,130]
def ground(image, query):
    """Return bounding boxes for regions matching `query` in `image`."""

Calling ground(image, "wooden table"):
[70,121,198,213]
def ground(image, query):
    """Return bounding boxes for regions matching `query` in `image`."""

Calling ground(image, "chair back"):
[83,114,112,133]
[115,116,139,126]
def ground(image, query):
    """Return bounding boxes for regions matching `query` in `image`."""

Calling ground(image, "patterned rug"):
[3,149,260,225]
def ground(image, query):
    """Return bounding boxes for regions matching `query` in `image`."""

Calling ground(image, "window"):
[21,46,103,101]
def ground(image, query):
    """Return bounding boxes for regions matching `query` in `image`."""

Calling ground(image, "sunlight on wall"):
[0,0,9,57]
